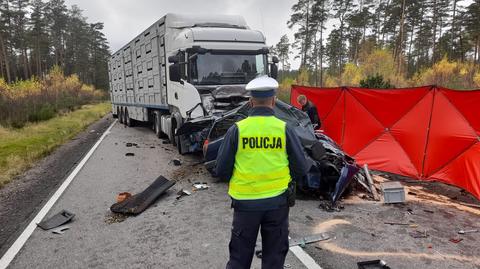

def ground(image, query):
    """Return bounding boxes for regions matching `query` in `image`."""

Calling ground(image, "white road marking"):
[290,245,323,269]
[0,120,117,269]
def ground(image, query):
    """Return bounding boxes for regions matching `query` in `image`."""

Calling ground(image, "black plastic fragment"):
[172,159,181,166]
[37,210,75,230]
[110,176,175,215]
[125,152,135,156]
[126,143,133,147]
[357,260,391,269]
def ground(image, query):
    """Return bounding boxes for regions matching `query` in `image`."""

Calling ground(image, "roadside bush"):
[0,66,107,128]
[360,74,394,88]
[412,57,480,89]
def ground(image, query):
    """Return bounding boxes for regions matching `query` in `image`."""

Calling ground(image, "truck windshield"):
[189,53,267,85]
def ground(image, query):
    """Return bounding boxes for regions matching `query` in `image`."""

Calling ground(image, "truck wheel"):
[125,109,133,127]
[154,113,162,138]
[119,108,124,124]
[171,121,177,147]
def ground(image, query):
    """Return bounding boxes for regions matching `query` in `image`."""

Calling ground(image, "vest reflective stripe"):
[229,116,291,200]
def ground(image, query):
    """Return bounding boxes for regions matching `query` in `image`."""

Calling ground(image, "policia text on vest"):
[241,136,283,149]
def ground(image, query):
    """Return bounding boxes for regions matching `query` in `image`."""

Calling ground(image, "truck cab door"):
[167,53,204,119]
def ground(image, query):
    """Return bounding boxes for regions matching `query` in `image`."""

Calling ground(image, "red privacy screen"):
[291,85,480,200]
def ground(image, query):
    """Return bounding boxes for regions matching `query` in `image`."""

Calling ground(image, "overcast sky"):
[63,0,301,68]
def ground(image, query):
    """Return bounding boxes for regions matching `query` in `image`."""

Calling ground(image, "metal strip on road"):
[0,120,117,269]
[290,245,323,269]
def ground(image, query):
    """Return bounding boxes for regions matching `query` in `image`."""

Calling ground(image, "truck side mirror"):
[169,64,182,82]
[270,63,278,80]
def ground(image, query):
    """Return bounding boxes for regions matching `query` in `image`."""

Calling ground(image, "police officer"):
[215,76,309,269]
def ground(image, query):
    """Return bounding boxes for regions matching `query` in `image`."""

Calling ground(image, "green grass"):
[0,102,111,187]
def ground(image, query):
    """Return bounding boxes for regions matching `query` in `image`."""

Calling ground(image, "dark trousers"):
[226,206,289,269]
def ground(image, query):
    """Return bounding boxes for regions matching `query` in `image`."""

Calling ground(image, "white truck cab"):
[108,13,278,153]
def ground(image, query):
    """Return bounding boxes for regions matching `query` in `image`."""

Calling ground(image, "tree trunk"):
[395,0,406,73]
[0,32,11,82]
[320,20,324,87]
[451,0,458,57]
[432,0,438,63]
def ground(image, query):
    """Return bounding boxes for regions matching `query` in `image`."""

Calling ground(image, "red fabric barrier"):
[291,85,480,199]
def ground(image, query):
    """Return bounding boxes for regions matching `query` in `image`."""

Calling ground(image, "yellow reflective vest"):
[228,115,291,200]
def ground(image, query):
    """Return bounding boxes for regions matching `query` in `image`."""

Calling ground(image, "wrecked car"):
[178,100,368,204]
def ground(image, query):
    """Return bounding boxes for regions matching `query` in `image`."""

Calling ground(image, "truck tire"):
[119,108,124,124]
[154,113,162,138]
[171,120,177,147]
[125,109,133,127]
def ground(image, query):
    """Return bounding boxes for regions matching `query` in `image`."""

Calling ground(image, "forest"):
[274,0,480,91]
[0,0,109,127]
[0,0,110,89]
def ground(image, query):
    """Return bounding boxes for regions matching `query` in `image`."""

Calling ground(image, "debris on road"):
[192,182,209,191]
[37,210,75,230]
[125,152,135,156]
[409,230,429,238]
[116,192,132,203]
[289,233,330,247]
[458,229,478,234]
[104,212,128,224]
[176,189,191,200]
[357,259,391,269]
[449,238,463,243]
[110,175,175,215]
[423,209,434,214]
[126,143,133,147]
[363,164,380,201]
[172,159,182,166]
[51,226,70,235]
[384,221,417,228]
[381,181,406,204]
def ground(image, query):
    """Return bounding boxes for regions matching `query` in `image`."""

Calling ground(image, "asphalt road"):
[2,120,480,269]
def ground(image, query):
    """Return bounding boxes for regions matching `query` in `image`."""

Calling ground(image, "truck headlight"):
[201,95,214,112]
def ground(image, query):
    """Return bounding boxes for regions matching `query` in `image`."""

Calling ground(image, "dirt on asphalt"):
[0,114,113,256]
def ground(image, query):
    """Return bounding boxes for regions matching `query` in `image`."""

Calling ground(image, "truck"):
[108,13,278,154]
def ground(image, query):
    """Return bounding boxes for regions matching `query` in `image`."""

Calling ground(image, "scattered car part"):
[37,210,75,230]
[357,259,391,269]
[125,152,135,156]
[193,182,209,191]
[409,230,428,238]
[176,189,192,200]
[116,192,132,203]
[381,181,406,204]
[51,226,70,235]
[126,143,133,147]
[363,164,380,201]
[331,164,360,205]
[458,229,478,234]
[255,250,262,259]
[289,233,330,247]
[172,159,182,166]
[110,176,175,215]
[449,238,463,243]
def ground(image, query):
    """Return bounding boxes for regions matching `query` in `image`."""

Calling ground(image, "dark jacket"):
[215,106,309,211]
[302,101,321,128]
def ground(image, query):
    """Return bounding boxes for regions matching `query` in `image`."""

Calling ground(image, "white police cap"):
[245,76,278,97]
